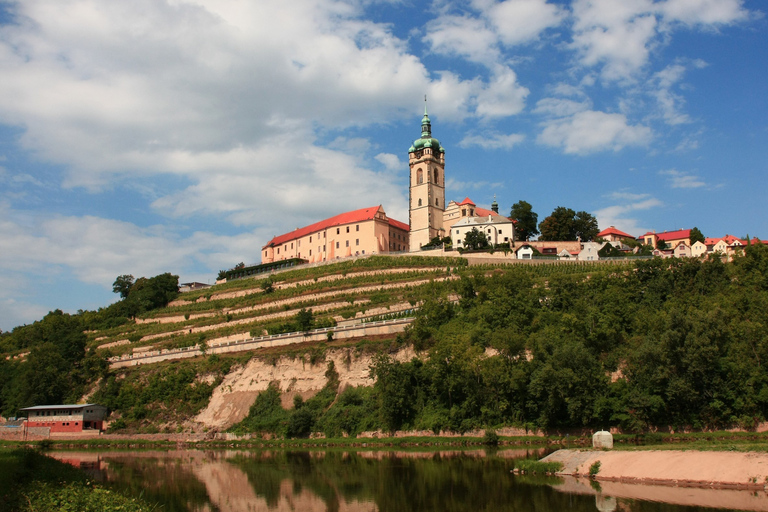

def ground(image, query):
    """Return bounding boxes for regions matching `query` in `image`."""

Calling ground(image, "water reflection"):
[49,449,768,512]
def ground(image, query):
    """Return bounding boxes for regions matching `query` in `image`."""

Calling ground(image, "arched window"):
[434,169,438,184]
[418,198,422,206]
[417,169,423,184]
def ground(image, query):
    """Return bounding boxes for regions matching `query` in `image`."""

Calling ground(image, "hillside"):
[3,247,768,437]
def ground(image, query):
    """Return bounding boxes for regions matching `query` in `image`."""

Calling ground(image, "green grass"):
[0,448,158,511]
[514,459,564,474]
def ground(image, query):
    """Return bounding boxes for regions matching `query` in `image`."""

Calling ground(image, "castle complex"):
[261,105,512,264]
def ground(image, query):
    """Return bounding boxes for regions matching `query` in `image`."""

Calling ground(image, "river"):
[49,448,768,512]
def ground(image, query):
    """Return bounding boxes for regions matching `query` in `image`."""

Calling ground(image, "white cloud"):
[475,66,530,118]
[659,169,706,188]
[375,153,402,172]
[148,138,408,228]
[570,0,751,81]
[649,63,692,125]
[423,15,501,65]
[659,0,750,27]
[594,192,662,236]
[0,202,274,289]
[425,0,564,65]
[538,110,652,154]
[0,0,479,190]
[459,132,525,149]
[534,97,591,117]
[481,0,565,46]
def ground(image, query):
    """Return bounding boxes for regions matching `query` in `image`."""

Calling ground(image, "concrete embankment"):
[542,449,768,489]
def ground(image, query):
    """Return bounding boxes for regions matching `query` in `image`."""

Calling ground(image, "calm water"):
[50,448,768,512]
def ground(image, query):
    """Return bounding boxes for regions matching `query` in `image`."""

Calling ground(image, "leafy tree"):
[125,273,179,313]
[463,228,489,251]
[538,206,576,241]
[112,274,135,299]
[690,227,705,246]
[539,207,599,241]
[598,243,623,258]
[574,211,599,241]
[371,355,424,432]
[295,308,313,333]
[656,238,669,250]
[509,200,539,241]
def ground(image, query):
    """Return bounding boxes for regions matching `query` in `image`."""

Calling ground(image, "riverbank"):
[0,448,156,511]
[542,449,768,489]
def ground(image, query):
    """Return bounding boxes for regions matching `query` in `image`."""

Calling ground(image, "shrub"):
[589,460,602,478]
[483,430,500,446]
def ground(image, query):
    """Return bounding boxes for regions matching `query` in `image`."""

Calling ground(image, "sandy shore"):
[542,449,768,489]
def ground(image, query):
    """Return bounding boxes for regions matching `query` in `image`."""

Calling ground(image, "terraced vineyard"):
[91,255,469,365]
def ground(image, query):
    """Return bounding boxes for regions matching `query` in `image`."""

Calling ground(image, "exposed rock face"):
[194,347,417,430]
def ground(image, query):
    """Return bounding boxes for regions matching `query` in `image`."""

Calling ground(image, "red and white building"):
[21,404,107,433]
[597,226,635,242]
[261,205,409,264]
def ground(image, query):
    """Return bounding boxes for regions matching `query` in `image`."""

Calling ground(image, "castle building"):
[262,106,512,263]
[261,205,409,264]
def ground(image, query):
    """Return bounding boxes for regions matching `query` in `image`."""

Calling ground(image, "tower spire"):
[421,95,431,138]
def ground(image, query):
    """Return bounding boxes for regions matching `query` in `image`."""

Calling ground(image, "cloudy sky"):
[0,0,766,331]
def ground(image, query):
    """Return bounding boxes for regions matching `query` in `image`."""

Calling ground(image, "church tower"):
[408,103,445,250]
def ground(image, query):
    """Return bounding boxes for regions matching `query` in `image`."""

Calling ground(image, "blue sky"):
[0,0,766,331]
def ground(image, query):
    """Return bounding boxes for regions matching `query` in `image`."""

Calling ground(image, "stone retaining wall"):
[110,318,413,369]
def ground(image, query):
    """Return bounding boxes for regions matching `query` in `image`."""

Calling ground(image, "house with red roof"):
[640,229,692,250]
[261,205,409,264]
[597,226,635,242]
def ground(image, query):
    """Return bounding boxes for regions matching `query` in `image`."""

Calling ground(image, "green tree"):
[574,211,599,241]
[125,272,179,313]
[112,274,135,299]
[295,308,313,333]
[463,228,489,250]
[690,227,705,246]
[538,206,576,241]
[539,207,599,241]
[598,243,623,258]
[509,200,539,241]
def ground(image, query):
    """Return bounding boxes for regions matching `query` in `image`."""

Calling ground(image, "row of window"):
[417,198,440,207]
[271,224,365,256]
[33,410,82,417]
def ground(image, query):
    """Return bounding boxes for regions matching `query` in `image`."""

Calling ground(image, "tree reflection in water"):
[58,449,758,512]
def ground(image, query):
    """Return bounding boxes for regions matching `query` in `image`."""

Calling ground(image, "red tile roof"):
[475,207,505,218]
[458,197,476,206]
[263,206,407,248]
[389,218,409,231]
[597,226,634,239]
[721,234,745,245]
[640,229,691,241]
